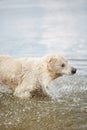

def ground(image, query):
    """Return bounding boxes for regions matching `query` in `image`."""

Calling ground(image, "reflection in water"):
[0,0,87,130]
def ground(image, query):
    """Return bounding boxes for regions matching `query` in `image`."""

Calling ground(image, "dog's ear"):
[45,55,57,72]
[45,55,56,63]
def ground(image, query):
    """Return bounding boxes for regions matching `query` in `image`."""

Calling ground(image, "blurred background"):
[0,0,87,59]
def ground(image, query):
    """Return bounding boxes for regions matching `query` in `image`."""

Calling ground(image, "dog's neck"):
[47,68,62,80]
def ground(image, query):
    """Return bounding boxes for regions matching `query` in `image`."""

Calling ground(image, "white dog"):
[0,55,76,98]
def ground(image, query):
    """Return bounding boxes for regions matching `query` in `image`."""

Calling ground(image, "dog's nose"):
[71,68,77,74]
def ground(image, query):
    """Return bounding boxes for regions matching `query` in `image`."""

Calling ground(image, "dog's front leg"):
[40,79,51,97]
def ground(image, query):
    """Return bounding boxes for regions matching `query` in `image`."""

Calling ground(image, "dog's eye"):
[61,63,65,67]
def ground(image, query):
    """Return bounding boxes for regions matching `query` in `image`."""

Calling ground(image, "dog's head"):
[45,55,76,77]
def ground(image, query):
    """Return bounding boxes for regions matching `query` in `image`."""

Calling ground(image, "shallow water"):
[0,0,87,130]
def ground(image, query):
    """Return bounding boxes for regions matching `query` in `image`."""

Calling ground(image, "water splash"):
[48,74,87,101]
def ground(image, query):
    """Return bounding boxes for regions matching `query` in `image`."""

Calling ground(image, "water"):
[0,0,87,130]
